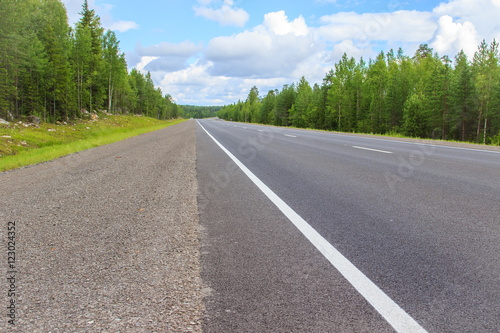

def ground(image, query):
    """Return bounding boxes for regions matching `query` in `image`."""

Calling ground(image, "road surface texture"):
[2,118,500,332]
[1,120,203,332]
[197,119,500,333]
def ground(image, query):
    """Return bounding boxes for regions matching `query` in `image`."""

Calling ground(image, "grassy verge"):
[0,115,186,172]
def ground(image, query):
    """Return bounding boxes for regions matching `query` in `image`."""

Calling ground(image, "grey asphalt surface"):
[1,121,203,332]
[197,119,500,332]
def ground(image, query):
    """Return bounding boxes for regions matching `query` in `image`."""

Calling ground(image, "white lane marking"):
[229,122,500,155]
[258,130,264,132]
[284,134,297,138]
[333,134,500,154]
[353,146,393,154]
[197,121,427,333]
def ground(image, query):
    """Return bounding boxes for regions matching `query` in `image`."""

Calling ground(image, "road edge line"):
[197,120,427,333]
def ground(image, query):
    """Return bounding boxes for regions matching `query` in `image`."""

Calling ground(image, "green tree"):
[473,39,500,143]
[450,50,477,141]
[403,93,426,137]
[274,84,295,126]
[246,86,260,123]
[259,90,277,124]
[325,54,357,131]
[366,51,388,133]
[291,76,312,128]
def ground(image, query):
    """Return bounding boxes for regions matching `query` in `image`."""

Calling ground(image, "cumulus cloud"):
[330,40,373,61]
[130,2,500,105]
[263,11,308,36]
[204,11,319,78]
[129,41,203,74]
[318,10,437,43]
[144,57,192,73]
[152,11,323,104]
[432,0,500,55]
[194,0,249,27]
[136,56,159,72]
[159,60,235,104]
[431,15,478,58]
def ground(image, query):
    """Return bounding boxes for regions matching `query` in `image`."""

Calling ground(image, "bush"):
[491,131,500,146]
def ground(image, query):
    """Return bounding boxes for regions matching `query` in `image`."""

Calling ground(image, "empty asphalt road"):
[197,119,500,332]
[1,121,203,332]
[2,119,499,332]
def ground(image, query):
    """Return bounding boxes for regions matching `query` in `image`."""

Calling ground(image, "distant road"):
[197,119,500,332]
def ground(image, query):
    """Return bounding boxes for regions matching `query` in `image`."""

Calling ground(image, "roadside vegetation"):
[0,0,183,123]
[218,43,500,146]
[182,105,223,119]
[0,115,185,172]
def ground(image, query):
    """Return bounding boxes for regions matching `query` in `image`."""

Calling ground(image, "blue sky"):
[62,0,500,105]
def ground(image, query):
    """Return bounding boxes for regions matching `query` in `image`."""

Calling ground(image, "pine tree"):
[292,77,311,128]
[366,51,388,133]
[451,50,477,141]
[473,39,500,143]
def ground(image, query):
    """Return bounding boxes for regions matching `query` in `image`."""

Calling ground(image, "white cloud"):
[204,11,319,78]
[432,0,500,56]
[330,40,373,61]
[130,41,203,74]
[108,21,139,33]
[194,0,249,27]
[318,10,437,43]
[159,61,234,105]
[136,41,202,57]
[263,11,308,36]
[130,2,500,105]
[136,56,159,72]
[151,11,322,105]
[61,0,86,24]
[431,15,478,58]
[61,0,139,32]
[158,61,294,105]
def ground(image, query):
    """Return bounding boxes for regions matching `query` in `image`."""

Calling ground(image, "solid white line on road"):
[284,134,297,138]
[258,130,264,132]
[353,146,393,154]
[197,121,427,333]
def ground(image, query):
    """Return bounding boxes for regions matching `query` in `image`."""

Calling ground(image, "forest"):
[0,0,183,123]
[182,105,222,119]
[218,43,500,145]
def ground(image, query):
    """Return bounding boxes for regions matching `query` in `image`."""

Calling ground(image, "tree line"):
[0,0,183,123]
[182,105,222,119]
[218,43,500,144]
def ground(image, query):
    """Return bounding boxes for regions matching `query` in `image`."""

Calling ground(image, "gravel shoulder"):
[0,120,203,332]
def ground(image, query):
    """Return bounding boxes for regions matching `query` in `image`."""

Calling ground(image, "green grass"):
[0,115,186,172]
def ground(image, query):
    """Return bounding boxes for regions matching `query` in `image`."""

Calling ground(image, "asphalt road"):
[197,119,500,332]
[1,121,203,332]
